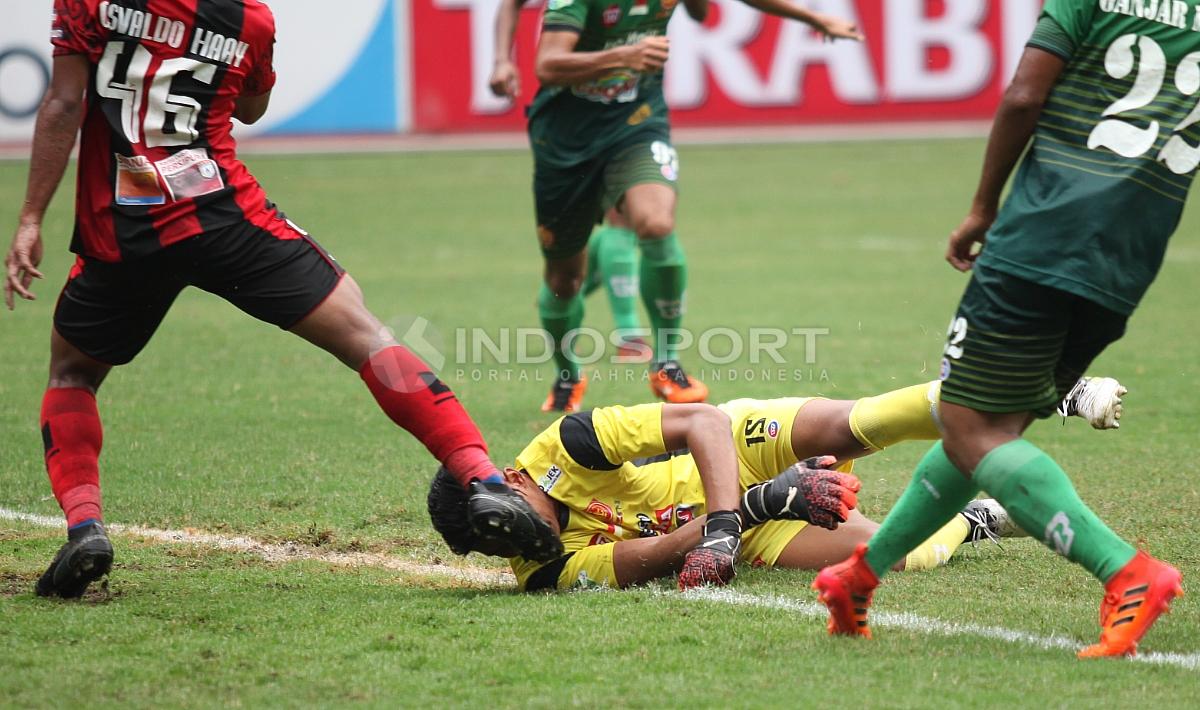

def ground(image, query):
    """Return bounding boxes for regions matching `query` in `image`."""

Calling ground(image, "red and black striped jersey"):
[52,0,286,262]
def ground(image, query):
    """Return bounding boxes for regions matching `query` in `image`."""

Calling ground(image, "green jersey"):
[980,0,1200,315]
[529,0,677,166]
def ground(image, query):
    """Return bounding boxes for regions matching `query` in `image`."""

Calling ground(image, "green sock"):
[639,233,686,362]
[538,283,584,381]
[583,232,604,298]
[864,442,980,578]
[972,439,1136,583]
[592,226,641,334]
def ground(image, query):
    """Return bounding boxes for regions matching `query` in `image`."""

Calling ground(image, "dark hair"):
[427,466,477,555]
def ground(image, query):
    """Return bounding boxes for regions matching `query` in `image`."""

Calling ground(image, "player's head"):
[427,466,480,555]
[427,465,557,558]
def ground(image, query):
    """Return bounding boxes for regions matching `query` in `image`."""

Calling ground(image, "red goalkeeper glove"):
[678,510,741,590]
[741,456,861,530]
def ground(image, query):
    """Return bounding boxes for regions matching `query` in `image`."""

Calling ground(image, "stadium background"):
[2,0,1044,141]
[4,1,1199,704]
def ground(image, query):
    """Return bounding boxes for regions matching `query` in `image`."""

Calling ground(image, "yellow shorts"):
[721,397,856,568]
[548,397,858,587]
[558,541,618,589]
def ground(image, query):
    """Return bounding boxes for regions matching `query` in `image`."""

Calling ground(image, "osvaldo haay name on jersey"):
[89,0,251,68]
[1101,0,1200,30]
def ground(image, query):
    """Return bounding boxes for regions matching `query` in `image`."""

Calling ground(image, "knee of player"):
[939,431,989,477]
[47,352,109,392]
[633,215,674,241]
[47,369,105,392]
[544,271,583,299]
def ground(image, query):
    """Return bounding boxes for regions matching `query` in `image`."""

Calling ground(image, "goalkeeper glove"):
[678,510,741,590]
[741,456,861,530]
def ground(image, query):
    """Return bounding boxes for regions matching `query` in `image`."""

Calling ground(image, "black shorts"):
[54,219,345,365]
[939,265,1128,417]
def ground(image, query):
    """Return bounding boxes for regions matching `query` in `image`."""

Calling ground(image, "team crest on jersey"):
[538,465,563,493]
[655,505,673,528]
[586,498,616,523]
[675,504,695,526]
[603,4,621,26]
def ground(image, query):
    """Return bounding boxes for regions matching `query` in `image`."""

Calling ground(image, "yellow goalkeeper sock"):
[849,381,943,451]
[902,514,969,572]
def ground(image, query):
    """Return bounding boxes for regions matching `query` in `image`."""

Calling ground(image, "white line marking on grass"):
[0,508,512,587]
[678,588,1200,671]
[6,507,1195,669]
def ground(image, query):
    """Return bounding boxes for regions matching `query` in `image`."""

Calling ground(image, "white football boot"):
[960,498,1028,546]
[1057,377,1127,430]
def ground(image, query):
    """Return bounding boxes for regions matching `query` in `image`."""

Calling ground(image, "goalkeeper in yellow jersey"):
[428,377,1123,591]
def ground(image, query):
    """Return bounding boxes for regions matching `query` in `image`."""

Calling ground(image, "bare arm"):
[5,54,89,310]
[946,47,1066,271]
[535,30,669,86]
[660,404,740,516]
[612,516,706,586]
[739,0,863,40]
[490,0,530,98]
[234,90,272,125]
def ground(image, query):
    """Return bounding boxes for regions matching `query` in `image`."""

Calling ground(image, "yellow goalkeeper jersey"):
[509,398,821,591]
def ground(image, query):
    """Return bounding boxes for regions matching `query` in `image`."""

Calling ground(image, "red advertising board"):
[411,0,1042,133]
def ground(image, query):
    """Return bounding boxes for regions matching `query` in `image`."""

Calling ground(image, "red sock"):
[360,346,496,488]
[41,388,104,528]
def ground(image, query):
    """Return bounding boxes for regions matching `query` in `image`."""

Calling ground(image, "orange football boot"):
[648,360,708,403]
[813,543,880,638]
[1078,551,1183,658]
[541,376,588,413]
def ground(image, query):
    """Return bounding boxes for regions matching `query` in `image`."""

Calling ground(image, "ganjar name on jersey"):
[96,1,251,67]
[1098,0,1200,31]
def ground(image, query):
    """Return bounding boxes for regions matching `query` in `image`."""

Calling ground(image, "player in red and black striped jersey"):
[54,0,281,261]
[4,0,562,599]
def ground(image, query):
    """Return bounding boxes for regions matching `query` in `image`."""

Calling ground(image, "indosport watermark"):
[382,317,832,386]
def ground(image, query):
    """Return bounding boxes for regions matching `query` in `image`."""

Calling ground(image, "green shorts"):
[532,132,678,260]
[939,265,1128,417]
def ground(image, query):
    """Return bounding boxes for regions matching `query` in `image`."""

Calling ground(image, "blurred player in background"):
[4,0,559,599]
[513,0,862,412]
[815,0,1190,659]
[492,1,651,365]
[429,377,1124,591]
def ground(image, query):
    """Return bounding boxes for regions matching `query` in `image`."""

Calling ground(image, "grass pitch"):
[1,140,1198,707]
